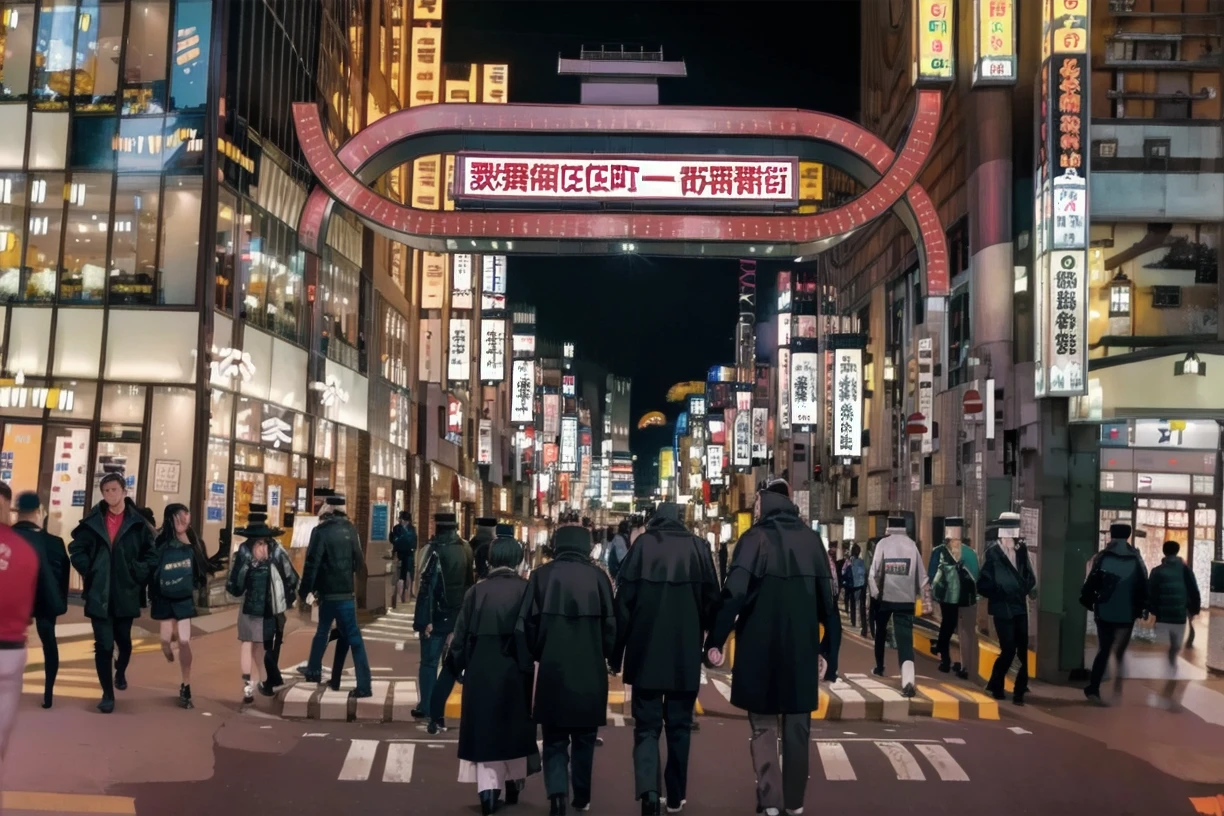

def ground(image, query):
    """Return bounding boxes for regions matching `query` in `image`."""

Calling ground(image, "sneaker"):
[424,718,447,734]
[572,800,590,812]
[901,683,916,698]
[243,681,255,704]
[258,682,277,697]
[785,809,805,816]
[666,797,686,813]
[97,696,115,714]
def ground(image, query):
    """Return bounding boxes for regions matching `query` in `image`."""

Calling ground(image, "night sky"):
[442,1,861,477]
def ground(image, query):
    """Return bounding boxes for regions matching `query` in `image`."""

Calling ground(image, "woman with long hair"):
[150,503,210,709]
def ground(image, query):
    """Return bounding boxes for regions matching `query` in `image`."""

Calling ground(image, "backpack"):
[851,558,867,588]
[158,544,196,601]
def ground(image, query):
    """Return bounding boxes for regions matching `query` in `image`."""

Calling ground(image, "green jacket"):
[68,500,159,620]
[927,543,980,606]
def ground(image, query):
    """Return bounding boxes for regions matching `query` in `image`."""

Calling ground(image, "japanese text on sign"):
[1044,250,1086,396]
[479,318,506,382]
[447,319,469,383]
[973,0,1016,85]
[1054,57,1084,174]
[790,351,819,428]
[913,0,955,85]
[511,360,535,424]
[1050,0,1088,54]
[832,348,863,458]
[455,154,797,203]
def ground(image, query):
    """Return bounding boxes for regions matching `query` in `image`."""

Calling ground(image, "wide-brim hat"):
[495,523,515,537]
[234,503,284,539]
[476,516,497,527]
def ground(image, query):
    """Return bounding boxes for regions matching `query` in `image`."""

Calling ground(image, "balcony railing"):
[578,45,665,62]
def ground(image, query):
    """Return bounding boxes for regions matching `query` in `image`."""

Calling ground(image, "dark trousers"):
[541,724,598,801]
[748,711,811,813]
[873,605,914,669]
[417,632,446,714]
[1087,620,1134,696]
[263,613,286,687]
[867,596,880,638]
[429,646,459,723]
[935,603,960,664]
[306,600,371,694]
[91,615,134,698]
[846,588,865,628]
[35,617,58,702]
[631,689,697,801]
[988,613,1030,696]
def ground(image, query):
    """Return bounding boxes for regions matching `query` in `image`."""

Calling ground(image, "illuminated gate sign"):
[454,153,798,205]
[973,0,1017,86]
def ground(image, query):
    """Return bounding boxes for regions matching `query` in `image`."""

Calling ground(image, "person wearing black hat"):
[413,511,474,728]
[67,472,160,713]
[978,512,1037,705]
[300,494,372,699]
[926,517,980,678]
[471,517,498,581]
[11,492,69,709]
[392,511,418,604]
[611,502,719,815]
[703,478,839,816]
[225,504,299,704]
[1079,521,1148,705]
[516,514,616,816]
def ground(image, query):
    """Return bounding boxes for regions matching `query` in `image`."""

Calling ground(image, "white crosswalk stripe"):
[874,741,926,781]
[338,739,380,781]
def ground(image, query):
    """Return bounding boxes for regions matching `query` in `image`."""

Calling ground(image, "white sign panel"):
[790,351,819,428]
[511,360,535,424]
[477,419,492,465]
[918,338,934,454]
[479,318,506,382]
[452,253,474,309]
[733,408,751,469]
[1043,249,1086,396]
[512,333,535,356]
[844,515,856,541]
[560,415,578,474]
[455,153,798,203]
[447,319,470,382]
[751,407,768,460]
[1052,178,1087,250]
[832,348,863,458]
[778,315,791,348]
[1133,419,1221,451]
[481,255,506,293]
[777,347,790,433]
[705,444,724,483]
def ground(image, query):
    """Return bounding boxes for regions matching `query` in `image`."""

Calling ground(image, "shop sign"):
[412,154,441,210]
[454,153,798,204]
[1049,55,1085,187]
[777,347,791,433]
[413,0,441,20]
[512,333,535,357]
[409,26,441,106]
[1049,0,1088,54]
[790,350,819,430]
[797,162,823,203]
[912,0,955,86]
[478,419,493,466]
[421,252,446,308]
[447,319,470,382]
[562,375,575,398]
[973,0,1016,86]
[705,444,724,485]
[832,348,863,458]
[689,395,706,417]
[511,360,535,425]
[543,393,560,436]
[844,515,856,541]
[560,415,578,473]
[918,338,934,454]
[1051,178,1086,250]
[481,64,508,103]
[481,255,506,294]
[452,253,474,309]
[479,317,506,382]
[1133,419,1221,451]
[419,318,441,383]
[752,407,768,460]
[779,314,791,348]
[733,408,751,469]
[1041,250,1086,396]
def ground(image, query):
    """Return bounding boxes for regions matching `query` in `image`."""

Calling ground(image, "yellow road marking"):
[1190,793,1224,815]
[1,792,136,814]
[812,687,830,720]
[26,639,161,670]
[916,684,960,720]
[940,683,999,720]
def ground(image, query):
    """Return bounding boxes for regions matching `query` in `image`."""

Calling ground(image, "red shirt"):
[105,506,125,544]
[0,525,39,643]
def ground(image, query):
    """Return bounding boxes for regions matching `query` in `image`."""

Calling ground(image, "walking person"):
[68,473,159,713]
[864,537,880,639]
[225,504,299,703]
[0,514,39,784]
[471,517,498,581]
[1080,522,1148,705]
[411,511,473,731]
[516,516,616,816]
[1146,540,1201,709]
[450,531,540,814]
[867,517,925,697]
[150,503,210,709]
[300,493,372,699]
[841,543,867,633]
[11,492,69,709]
[976,513,1036,705]
[607,520,630,582]
[391,511,418,603]
[927,517,980,679]
[704,479,840,816]
[611,504,719,815]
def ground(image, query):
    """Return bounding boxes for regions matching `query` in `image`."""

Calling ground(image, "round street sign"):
[963,389,984,416]
[906,413,927,436]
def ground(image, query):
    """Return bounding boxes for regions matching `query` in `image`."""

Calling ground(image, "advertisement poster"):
[451,253,473,309]
[448,319,470,382]
[479,318,507,382]
[0,424,42,496]
[832,348,863,457]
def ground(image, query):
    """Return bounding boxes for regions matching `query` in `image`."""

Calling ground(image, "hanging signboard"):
[543,393,560,436]
[479,317,506,382]
[481,255,507,311]
[562,375,576,398]
[559,415,578,473]
[912,0,955,87]
[409,26,441,106]
[790,347,819,430]
[918,338,934,454]
[973,0,1016,86]
[1043,249,1087,396]
[447,318,470,383]
[452,253,474,309]
[752,406,768,461]
[418,317,441,383]
[511,360,535,425]
[832,347,863,458]
[777,347,791,434]
[733,408,752,469]
[512,333,536,357]
[705,444,724,485]
[421,252,447,308]
[477,419,493,465]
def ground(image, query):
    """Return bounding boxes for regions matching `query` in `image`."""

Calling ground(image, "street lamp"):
[1108,271,1132,318]
[1174,351,1206,377]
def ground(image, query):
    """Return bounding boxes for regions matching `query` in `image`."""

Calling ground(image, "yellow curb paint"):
[1,792,136,814]
[1190,793,1224,815]
[694,699,704,716]
[912,629,1034,686]
[939,683,999,720]
[812,687,829,720]
[916,684,960,720]
[607,690,626,706]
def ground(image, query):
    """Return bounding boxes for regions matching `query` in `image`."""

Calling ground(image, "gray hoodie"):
[868,531,927,607]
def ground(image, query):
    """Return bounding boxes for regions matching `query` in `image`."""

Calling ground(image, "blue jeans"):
[307,600,371,694]
[417,632,446,715]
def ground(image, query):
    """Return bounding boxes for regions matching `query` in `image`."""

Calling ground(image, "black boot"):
[480,789,501,815]
[179,684,194,709]
[641,792,661,815]
[937,650,951,673]
[549,794,567,816]
[505,780,521,805]
[114,661,128,691]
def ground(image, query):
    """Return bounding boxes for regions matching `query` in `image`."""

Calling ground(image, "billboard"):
[452,253,474,309]
[832,348,863,458]
[511,360,535,424]
[447,318,469,383]
[560,415,578,473]
[479,318,506,382]
[790,350,819,429]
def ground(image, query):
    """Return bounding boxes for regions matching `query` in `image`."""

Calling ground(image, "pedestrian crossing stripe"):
[706,674,997,721]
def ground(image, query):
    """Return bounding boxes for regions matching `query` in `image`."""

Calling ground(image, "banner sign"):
[560,415,578,473]
[733,408,751,469]
[421,252,446,308]
[832,348,863,458]
[752,406,768,460]
[447,319,470,383]
[479,318,506,382]
[1043,249,1087,395]
[918,338,934,454]
[543,393,560,437]
[912,0,955,86]
[477,419,492,465]
[511,360,535,425]
[512,333,535,357]
[778,347,791,434]
[452,253,474,309]
[705,444,724,485]
[973,0,1016,86]
[481,255,507,311]
[790,350,819,430]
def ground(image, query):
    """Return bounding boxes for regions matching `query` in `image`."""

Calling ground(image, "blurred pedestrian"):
[392,511,418,603]
[1145,540,1199,709]
[841,543,867,633]
[977,513,1036,706]
[10,491,69,709]
[607,521,630,582]
[1079,522,1147,705]
[150,503,210,709]
[0,505,38,780]
[413,511,474,733]
[471,517,498,581]
[927,517,980,680]
[868,517,925,697]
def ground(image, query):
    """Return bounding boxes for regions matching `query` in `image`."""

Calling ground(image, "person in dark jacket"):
[11,492,69,709]
[704,479,840,816]
[926,517,981,679]
[392,511,418,603]
[150,503,210,709]
[226,504,299,703]
[611,503,719,815]
[1146,540,1200,707]
[67,473,159,714]
[516,519,616,816]
[413,512,474,731]
[450,532,540,815]
[300,494,371,698]
[1080,523,1148,705]
[976,513,1036,705]
[471,517,498,581]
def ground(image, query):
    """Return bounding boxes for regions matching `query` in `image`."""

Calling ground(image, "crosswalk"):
[324,736,971,784]
[354,607,418,647]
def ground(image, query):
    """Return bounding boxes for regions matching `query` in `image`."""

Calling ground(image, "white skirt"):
[457,757,528,790]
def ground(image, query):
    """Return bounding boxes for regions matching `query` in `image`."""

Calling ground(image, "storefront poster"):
[1,424,42,494]
[153,459,181,494]
[371,503,389,542]
[207,481,225,522]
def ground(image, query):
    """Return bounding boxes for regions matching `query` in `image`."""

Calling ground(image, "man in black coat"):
[470,516,497,581]
[517,519,616,816]
[704,479,840,816]
[67,473,159,713]
[611,503,719,815]
[12,492,70,709]
[412,512,474,732]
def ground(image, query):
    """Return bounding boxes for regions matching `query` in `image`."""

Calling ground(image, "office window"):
[158,175,201,304]
[320,253,360,369]
[169,0,211,112]
[0,105,28,167]
[73,1,123,110]
[31,0,76,109]
[70,115,119,169]
[0,174,28,300]
[60,172,113,303]
[0,3,35,99]
[241,208,304,344]
[123,0,170,114]
[110,174,161,304]
[215,188,235,313]
[22,172,65,302]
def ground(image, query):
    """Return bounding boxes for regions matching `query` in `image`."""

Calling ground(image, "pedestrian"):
[412,511,474,733]
[867,516,925,697]
[864,537,880,639]
[471,517,498,581]
[704,479,840,816]
[976,513,1035,705]
[516,515,616,816]
[150,503,210,709]
[300,493,371,699]
[450,529,540,814]
[0,507,39,781]
[391,511,418,603]
[68,472,159,713]
[927,516,980,679]
[841,543,867,632]
[611,503,719,815]
[225,504,299,703]
[1146,540,1201,709]
[10,492,69,709]
[1079,522,1148,705]
[607,520,630,582]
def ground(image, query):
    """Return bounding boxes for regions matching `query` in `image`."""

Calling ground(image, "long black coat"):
[67,499,159,620]
[449,569,538,763]
[12,521,70,620]
[612,517,720,692]
[705,492,840,715]
[516,526,616,729]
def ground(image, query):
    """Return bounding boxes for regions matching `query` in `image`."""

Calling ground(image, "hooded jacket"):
[68,498,159,620]
[868,530,926,608]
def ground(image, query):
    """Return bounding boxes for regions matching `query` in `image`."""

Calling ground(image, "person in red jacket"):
[0,490,40,779]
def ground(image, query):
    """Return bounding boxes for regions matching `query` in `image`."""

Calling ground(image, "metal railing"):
[578,44,665,62]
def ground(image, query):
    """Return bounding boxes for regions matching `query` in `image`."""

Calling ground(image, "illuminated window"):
[0,174,27,300]
[31,0,75,109]
[73,1,123,110]
[22,172,64,302]
[60,172,113,302]
[122,0,170,114]
[110,175,162,305]
[0,4,35,99]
